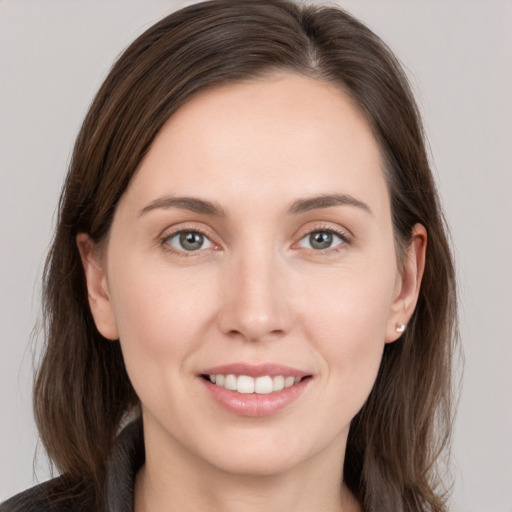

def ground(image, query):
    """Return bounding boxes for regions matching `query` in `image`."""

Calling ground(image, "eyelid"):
[158,222,352,257]
[303,221,351,238]
[159,224,219,256]
[293,224,352,253]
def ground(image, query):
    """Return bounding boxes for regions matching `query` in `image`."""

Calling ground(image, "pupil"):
[310,232,332,250]
[180,232,203,251]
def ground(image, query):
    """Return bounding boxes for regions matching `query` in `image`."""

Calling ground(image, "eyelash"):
[297,225,352,255]
[160,224,352,257]
[160,226,214,257]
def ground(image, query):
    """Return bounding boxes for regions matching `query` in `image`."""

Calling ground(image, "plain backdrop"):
[1,1,511,510]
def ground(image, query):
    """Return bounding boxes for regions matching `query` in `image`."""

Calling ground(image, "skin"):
[78,73,426,512]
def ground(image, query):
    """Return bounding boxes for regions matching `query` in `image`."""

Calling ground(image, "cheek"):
[300,261,395,396]
[107,259,218,380]
[302,261,395,341]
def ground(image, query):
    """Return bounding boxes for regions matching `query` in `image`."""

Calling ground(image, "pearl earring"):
[395,322,406,333]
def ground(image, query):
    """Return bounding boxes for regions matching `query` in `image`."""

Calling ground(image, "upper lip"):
[200,363,310,378]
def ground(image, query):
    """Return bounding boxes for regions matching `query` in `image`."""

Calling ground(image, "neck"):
[134,417,361,512]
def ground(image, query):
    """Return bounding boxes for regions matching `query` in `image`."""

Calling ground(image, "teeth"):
[254,376,273,394]
[237,375,254,394]
[224,374,237,391]
[284,376,295,388]
[208,374,304,394]
[273,375,284,391]
[272,375,284,391]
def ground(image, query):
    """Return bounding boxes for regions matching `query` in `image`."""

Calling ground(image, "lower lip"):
[200,377,311,417]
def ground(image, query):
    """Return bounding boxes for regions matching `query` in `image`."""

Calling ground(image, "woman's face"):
[80,73,422,477]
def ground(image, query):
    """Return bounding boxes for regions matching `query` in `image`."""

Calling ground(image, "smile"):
[199,364,312,417]
[204,374,303,394]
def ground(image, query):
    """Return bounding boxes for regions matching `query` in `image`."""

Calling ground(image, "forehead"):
[124,72,389,217]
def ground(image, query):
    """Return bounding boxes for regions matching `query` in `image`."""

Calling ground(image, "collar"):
[105,418,145,512]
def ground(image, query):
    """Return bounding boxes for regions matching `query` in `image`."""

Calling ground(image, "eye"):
[297,229,347,251]
[164,230,213,253]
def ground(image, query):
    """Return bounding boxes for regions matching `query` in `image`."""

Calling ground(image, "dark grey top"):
[0,419,145,512]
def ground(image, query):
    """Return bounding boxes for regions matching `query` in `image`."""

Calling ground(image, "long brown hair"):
[34,1,457,510]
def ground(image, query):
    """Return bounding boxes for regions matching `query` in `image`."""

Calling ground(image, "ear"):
[76,233,119,340]
[385,223,427,343]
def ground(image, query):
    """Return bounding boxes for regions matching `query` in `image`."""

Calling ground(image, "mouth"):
[198,364,312,417]
[200,373,310,394]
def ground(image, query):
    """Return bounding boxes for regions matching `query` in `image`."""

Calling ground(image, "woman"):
[1,1,457,511]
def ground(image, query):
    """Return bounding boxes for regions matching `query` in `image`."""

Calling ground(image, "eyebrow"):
[139,193,372,217]
[285,193,372,216]
[139,196,227,217]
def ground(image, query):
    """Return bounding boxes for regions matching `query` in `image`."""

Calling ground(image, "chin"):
[208,450,302,478]
[190,427,331,478]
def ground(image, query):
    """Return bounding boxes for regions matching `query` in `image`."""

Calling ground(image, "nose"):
[217,248,293,343]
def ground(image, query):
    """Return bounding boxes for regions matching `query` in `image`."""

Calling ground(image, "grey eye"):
[166,231,213,252]
[309,232,333,250]
[298,230,344,251]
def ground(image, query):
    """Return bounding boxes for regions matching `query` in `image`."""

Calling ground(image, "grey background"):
[1,1,511,510]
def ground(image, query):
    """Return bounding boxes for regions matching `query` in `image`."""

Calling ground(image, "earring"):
[395,322,406,333]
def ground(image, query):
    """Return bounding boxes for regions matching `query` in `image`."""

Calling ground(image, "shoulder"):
[1,419,143,512]
[0,476,94,512]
